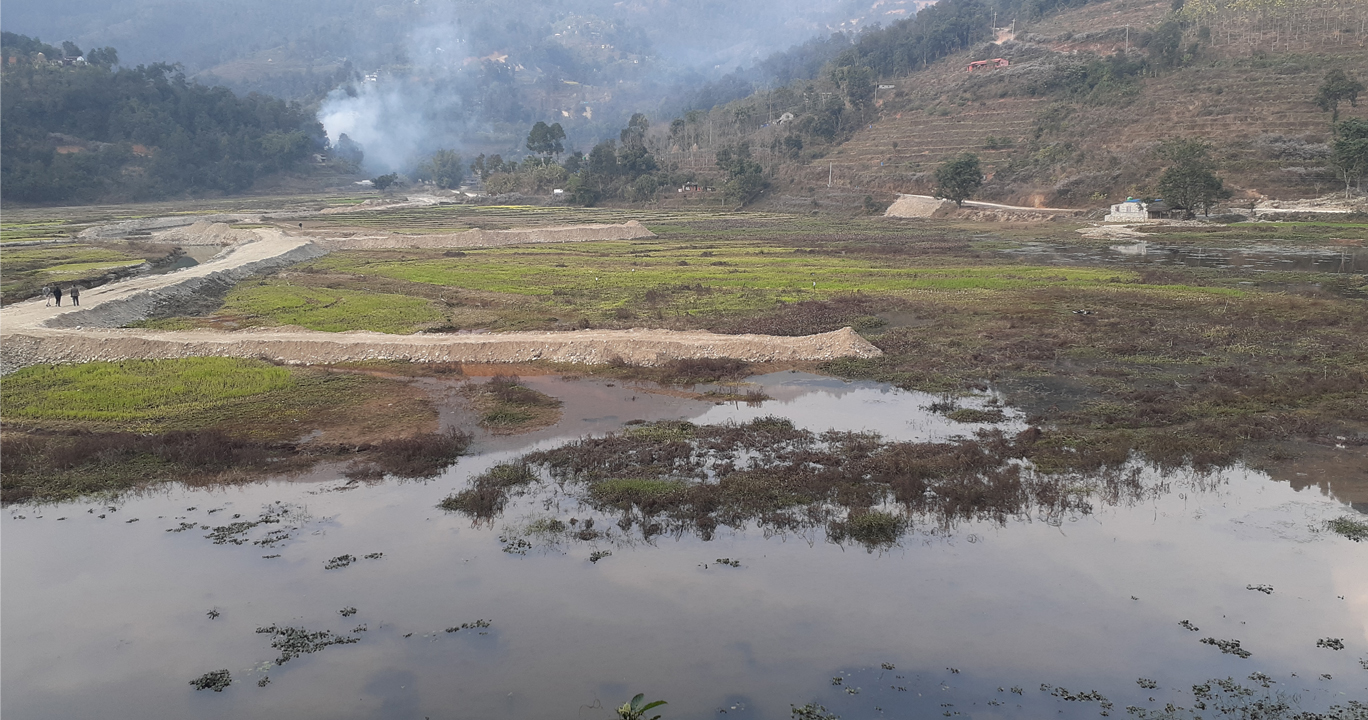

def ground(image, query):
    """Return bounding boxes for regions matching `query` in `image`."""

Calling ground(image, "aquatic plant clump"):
[448,416,1167,547]
[345,427,473,480]
[439,462,539,519]
[828,509,906,549]
[1326,516,1368,542]
[255,624,361,665]
[1200,637,1253,659]
[189,669,232,692]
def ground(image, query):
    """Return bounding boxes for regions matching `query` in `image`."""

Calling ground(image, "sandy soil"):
[1,221,880,373]
[885,194,1083,219]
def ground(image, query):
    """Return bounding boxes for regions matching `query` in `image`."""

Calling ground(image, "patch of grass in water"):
[464,375,563,434]
[624,420,697,442]
[590,478,687,507]
[1326,516,1368,542]
[828,509,906,550]
[438,462,538,519]
[945,408,1007,423]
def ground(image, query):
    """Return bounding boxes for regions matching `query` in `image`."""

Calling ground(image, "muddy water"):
[3,374,1365,720]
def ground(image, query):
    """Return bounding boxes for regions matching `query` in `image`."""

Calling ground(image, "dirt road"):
[1,224,882,372]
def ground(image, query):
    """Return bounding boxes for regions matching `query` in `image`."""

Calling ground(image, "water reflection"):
[2,375,1364,720]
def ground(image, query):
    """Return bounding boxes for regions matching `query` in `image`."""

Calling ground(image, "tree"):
[562,150,585,174]
[1315,70,1365,124]
[86,47,118,67]
[830,65,875,111]
[933,153,983,207]
[1331,118,1368,197]
[333,134,364,169]
[422,149,463,189]
[1155,138,1229,218]
[526,121,566,162]
[669,118,686,148]
[716,142,768,205]
[371,173,399,191]
[587,141,619,178]
[620,113,649,151]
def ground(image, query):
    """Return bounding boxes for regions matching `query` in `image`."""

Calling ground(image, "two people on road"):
[42,285,79,306]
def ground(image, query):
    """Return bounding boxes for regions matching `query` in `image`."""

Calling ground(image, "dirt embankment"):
[78,214,261,239]
[314,220,656,250]
[1,327,881,371]
[885,195,960,219]
[154,221,260,245]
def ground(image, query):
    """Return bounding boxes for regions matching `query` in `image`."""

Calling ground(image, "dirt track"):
[1,222,882,373]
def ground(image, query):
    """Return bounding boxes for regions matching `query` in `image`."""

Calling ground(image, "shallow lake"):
[3,373,1365,719]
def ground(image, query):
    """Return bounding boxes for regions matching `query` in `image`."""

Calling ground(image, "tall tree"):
[1155,138,1229,218]
[1331,118,1368,197]
[830,65,875,111]
[526,121,566,162]
[422,149,464,189]
[1315,70,1365,124]
[620,113,649,150]
[933,153,983,207]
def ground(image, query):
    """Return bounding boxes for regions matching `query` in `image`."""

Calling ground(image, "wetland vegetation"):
[120,211,1368,487]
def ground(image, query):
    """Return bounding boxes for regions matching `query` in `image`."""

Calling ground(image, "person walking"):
[42,285,52,306]
[52,285,63,307]
[69,285,80,306]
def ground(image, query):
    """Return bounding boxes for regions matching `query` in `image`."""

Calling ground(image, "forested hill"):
[2,33,326,204]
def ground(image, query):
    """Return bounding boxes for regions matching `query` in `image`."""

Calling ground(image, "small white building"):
[1104,198,1174,222]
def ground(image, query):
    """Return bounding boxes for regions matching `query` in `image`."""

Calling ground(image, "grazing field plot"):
[136,282,448,333]
[311,204,792,232]
[0,357,445,502]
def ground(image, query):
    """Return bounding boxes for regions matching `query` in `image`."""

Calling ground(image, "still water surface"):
[3,373,1365,719]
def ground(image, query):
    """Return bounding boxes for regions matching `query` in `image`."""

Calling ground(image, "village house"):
[1104,198,1176,222]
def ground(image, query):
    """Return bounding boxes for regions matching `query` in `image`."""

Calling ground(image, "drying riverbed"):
[3,372,1364,720]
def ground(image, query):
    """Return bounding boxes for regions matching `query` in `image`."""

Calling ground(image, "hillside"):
[802,0,1368,206]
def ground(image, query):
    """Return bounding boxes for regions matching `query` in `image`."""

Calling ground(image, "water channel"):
[3,373,1365,719]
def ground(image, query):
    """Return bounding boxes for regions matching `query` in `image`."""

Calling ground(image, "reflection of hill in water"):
[1264,443,1368,512]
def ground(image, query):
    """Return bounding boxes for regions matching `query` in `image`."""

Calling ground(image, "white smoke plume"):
[319,15,471,174]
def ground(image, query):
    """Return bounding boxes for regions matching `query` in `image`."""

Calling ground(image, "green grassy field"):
[0,219,76,243]
[0,358,364,434]
[136,281,448,333]
[311,204,791,232]
[0,357,456,502]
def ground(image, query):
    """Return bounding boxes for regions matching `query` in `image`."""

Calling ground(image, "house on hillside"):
[1104,198,1176,222]
[966,58,1009,72]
